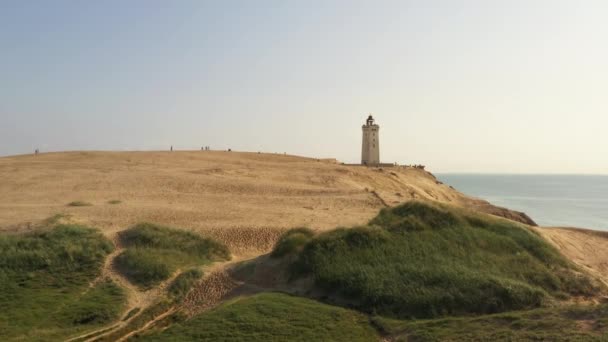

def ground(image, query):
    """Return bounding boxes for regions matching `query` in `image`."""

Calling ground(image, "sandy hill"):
[0,150,530,254]
[2,150,608,341]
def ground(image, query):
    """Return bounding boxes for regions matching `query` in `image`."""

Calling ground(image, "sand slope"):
[536,227,608,288]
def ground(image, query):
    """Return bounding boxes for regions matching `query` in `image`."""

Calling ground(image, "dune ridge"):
[0,151,531,251]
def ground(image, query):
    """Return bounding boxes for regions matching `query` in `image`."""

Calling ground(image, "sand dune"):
[536,227,608,289]
[3,150,608,339]
[0,150,521,251]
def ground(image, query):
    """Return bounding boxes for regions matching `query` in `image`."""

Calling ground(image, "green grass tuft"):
[168,269,203,300]
[136,293,378,341]
[107,200,122,205]
[271,227,315,258]
[114,249,172,288]
[290,201,598,319]
[67,201,93,207]
[115,223,230,288]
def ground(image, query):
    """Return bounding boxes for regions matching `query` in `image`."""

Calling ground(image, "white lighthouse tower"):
[361,114,380,165]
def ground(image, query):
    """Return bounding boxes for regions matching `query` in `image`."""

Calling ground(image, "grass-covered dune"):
[136,292,379,341]
[115,223,231,288]
[0,224,125,341]
[374,304,608,341]
[283,201,599,319]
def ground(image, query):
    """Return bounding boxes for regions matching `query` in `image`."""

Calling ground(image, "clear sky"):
[1,1,607,173]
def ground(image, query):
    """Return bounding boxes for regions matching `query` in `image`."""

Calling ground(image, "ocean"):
[436,174,608,231]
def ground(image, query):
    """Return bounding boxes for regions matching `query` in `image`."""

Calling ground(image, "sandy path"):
[535,226,608,287]
[65,233,184,342]
[76,252,254,341]
[114,307,177,342]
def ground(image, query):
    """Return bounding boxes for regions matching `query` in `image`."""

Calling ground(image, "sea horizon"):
[437,173,608,231]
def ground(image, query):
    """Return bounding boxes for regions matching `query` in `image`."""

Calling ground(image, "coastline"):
[437,173,608,231]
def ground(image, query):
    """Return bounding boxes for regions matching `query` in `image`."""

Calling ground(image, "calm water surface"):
[436,174,608,230]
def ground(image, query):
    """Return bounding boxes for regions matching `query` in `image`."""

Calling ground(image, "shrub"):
[370,201,462,232]
[271,227,315,258]
[107,200,122,205]
[114,249,172,288]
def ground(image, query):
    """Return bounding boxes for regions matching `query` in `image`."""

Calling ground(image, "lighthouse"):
[361,114,380,165]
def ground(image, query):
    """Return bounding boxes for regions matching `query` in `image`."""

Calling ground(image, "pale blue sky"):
[1,1,607,173]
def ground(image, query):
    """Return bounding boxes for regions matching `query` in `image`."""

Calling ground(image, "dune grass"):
[287,201,598,319]
[0,224,125,341]
[168,269,203,300]
[133,291,608,341]
[373,304,608,341]
[67,201,93,207]
[43,213,71,225]
[115,223,230,288]
[270,227,314,258]
[136,292,378,341]
[107,199,122,205]
[99,300,176,342]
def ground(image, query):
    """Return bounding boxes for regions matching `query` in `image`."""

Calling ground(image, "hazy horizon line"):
[2,148,607,176]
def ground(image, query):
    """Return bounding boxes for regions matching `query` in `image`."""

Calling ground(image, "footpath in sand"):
[67,255,250,341]
[66,233,185,342]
